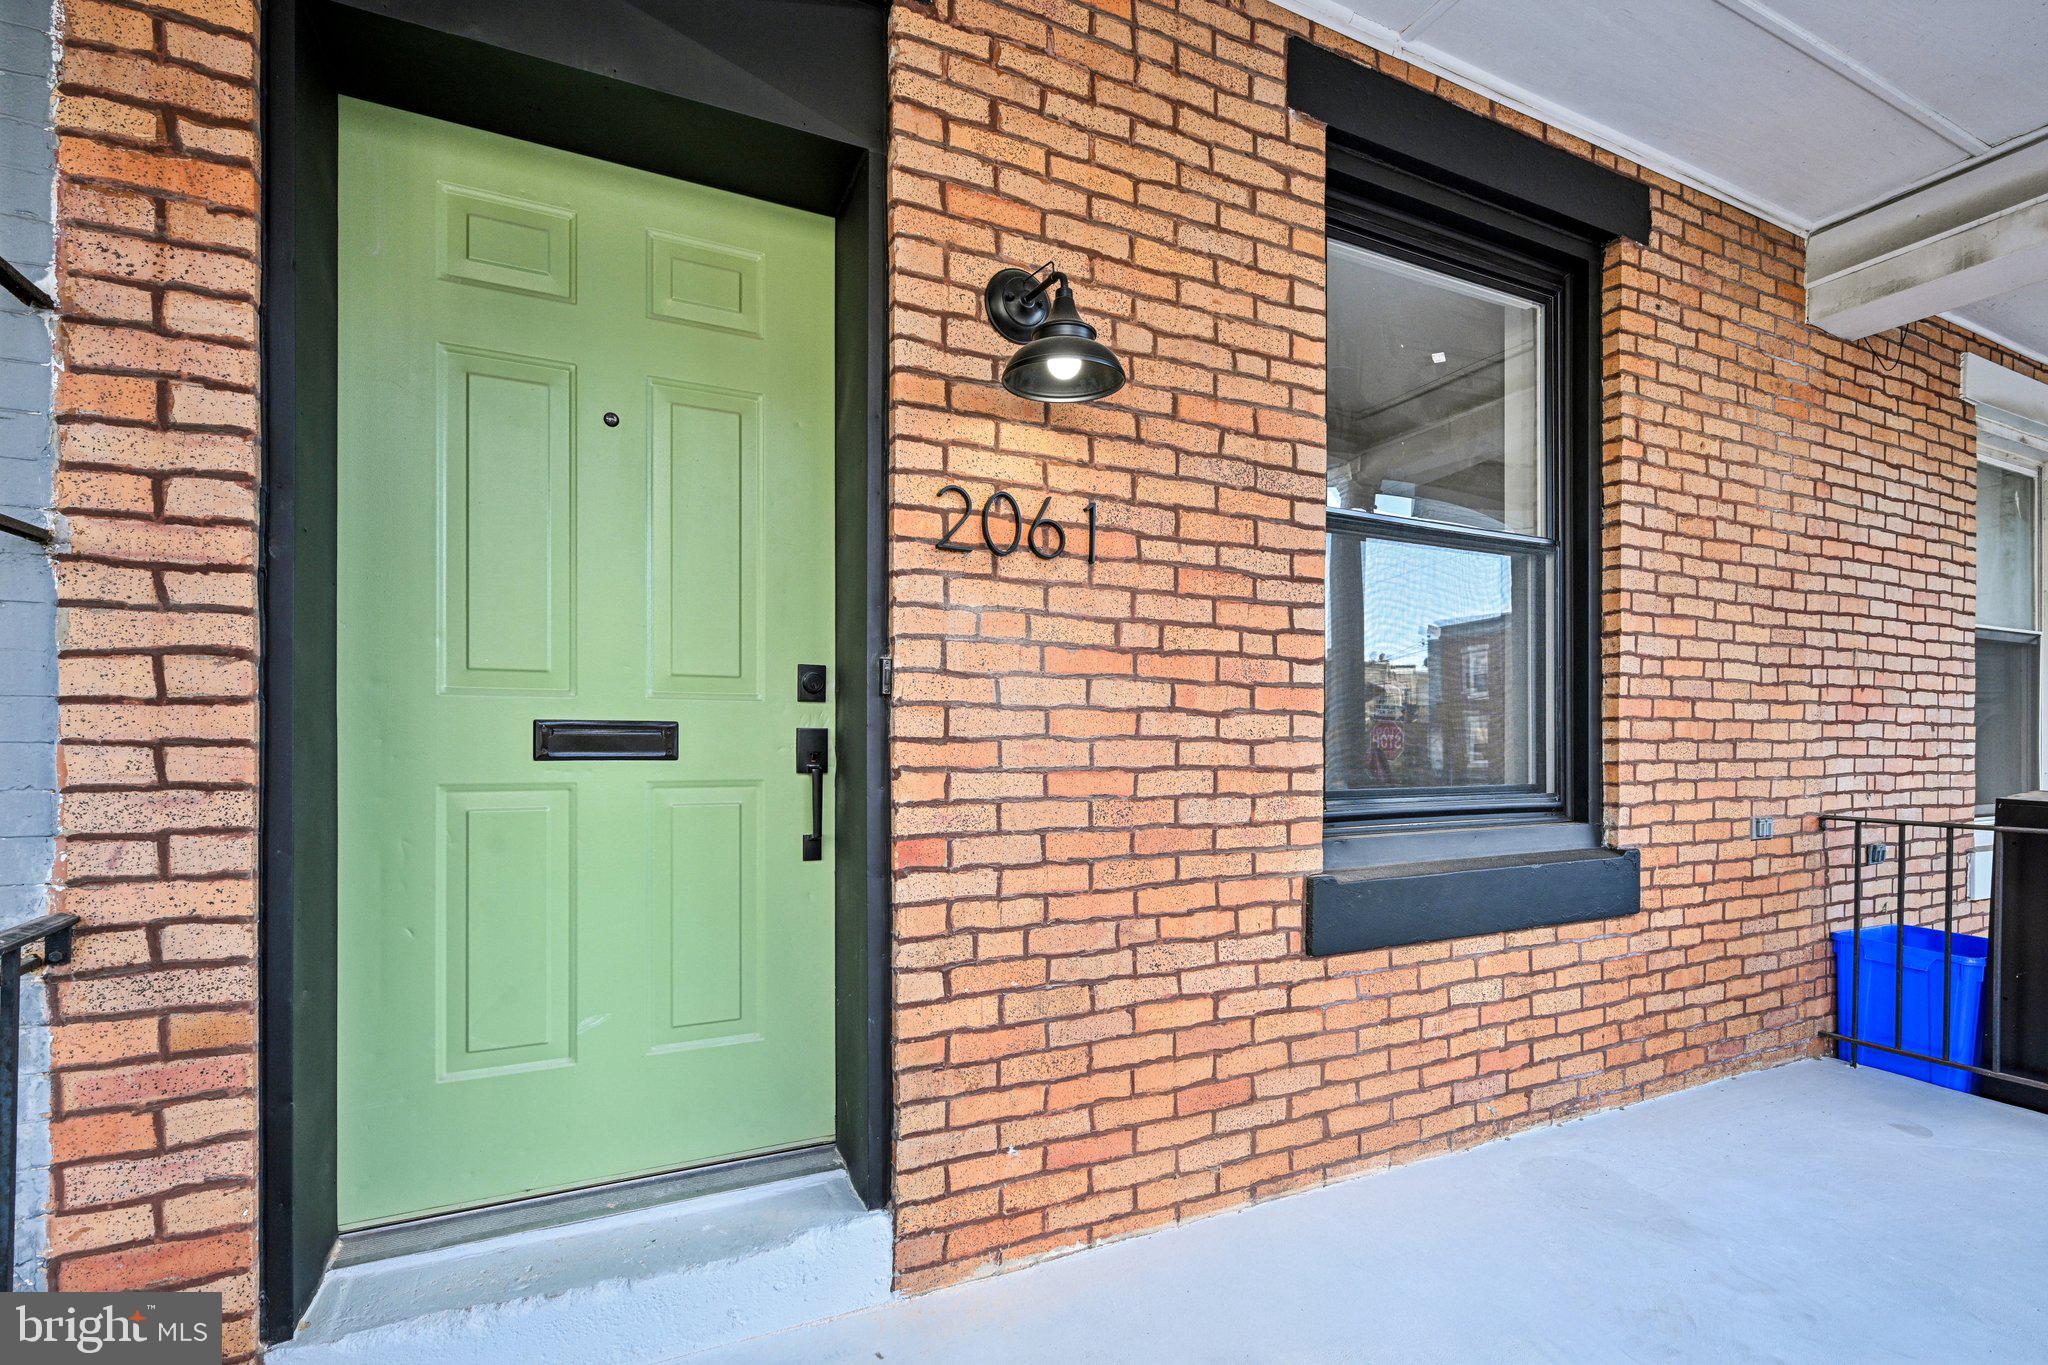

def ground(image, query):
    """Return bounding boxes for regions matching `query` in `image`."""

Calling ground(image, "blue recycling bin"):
[1831,924,1989,1092]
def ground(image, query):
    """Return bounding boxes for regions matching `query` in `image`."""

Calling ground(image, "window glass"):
[1327,241,1544,535]
[1978,452,2043,811]
[1978,635,2038,810]
[1463,647,1490,697]
[1980,460,2037,631]
[1325,535,1552,799]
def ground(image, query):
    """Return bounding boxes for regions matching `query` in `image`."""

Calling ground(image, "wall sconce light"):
[984,264,1126,403]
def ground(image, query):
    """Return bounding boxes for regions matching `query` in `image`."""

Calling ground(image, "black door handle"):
[797,728,829,861]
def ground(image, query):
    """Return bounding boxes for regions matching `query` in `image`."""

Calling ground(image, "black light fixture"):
[984,263,1125,403]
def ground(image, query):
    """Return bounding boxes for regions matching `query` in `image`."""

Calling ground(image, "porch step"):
[268,1168,891,1364]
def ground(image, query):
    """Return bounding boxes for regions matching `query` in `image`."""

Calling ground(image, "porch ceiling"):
[1282,0,2048,355]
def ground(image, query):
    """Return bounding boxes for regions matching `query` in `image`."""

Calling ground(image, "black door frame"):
[259,0,891,1342]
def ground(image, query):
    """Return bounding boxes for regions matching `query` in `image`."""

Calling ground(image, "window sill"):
[1307,835,1640,956]
[1322,816,1596,871]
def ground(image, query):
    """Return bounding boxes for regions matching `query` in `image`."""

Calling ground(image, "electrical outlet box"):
[1864,843,1889,865]
[1751,816,1774,839]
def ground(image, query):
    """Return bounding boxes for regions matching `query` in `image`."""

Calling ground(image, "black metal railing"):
[0,252,55,549]
[1,255,52,312]
[1,913,77,1290]
[1819,811,2047,1095]
[0,512,51,547]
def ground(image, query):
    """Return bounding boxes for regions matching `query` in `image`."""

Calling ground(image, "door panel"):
[647,230,762,334]
[439,184,576,300]
[337,99,836,1227]
[441,787,573,1074]
[649,784,754,1041]
[439,347,575,692]
[650,381,757,694]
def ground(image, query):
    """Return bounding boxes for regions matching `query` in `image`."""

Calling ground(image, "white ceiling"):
[1957,279,2048,358]
[1284,0,2048,354]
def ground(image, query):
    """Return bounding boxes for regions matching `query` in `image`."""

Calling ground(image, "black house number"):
[934,485,1096,564]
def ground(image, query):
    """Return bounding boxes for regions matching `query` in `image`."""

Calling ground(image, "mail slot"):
[532,720,678,761]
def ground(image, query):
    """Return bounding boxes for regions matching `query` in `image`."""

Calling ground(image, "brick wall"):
[884,0,2036,1293]
[887,0,1327,1288]
[43,0,260,1357]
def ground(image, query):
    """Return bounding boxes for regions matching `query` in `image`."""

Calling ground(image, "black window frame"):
[1322,147,1604,865]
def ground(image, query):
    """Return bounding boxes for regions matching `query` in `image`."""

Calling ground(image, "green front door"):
[336,99,837,1226]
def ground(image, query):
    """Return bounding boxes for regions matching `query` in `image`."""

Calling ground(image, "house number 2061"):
[934,485,1097,564]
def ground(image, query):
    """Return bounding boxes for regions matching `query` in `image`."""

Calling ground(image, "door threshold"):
[277,1149,888,1362]
[332,1143,840,1269]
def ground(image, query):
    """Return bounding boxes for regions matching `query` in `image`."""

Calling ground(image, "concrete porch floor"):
[686,1060,2048,1363]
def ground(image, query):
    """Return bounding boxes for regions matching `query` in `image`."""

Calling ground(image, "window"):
[1294,50,1646,949]
[1463,646,1490,698]
[1324,209,1588,833]
[1978,441,2043,813]
[1463,716,1491,771]
[1295,52,1642,954]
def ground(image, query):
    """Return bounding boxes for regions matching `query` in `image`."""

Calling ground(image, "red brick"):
[58,1055,252,1115]
[56,1230,251,1292]
[52,1111,157,1164]
[57,137,257,210]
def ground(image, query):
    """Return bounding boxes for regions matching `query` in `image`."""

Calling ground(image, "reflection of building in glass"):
[1329,603,1519,795]
[1329,647,1430,788]
[1328,523,1541,794]
[1348,654,1430,785]
[1360,655,1429,715]
[1326,507,1545,796]
[1428,613,1508,785]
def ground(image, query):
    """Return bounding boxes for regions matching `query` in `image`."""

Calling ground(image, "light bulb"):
[1045,354,1084,382]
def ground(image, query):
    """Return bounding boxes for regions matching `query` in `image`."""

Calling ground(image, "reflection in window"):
[1325,239,1558,815]
[1327,242,1544,536]
[1979,636,2037,811]
[1326,536,1550,798]
[1463,647,1490,698]
[1465,717,1491,770]
[1979,459,2036,632]
[1979,450,2042,812]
